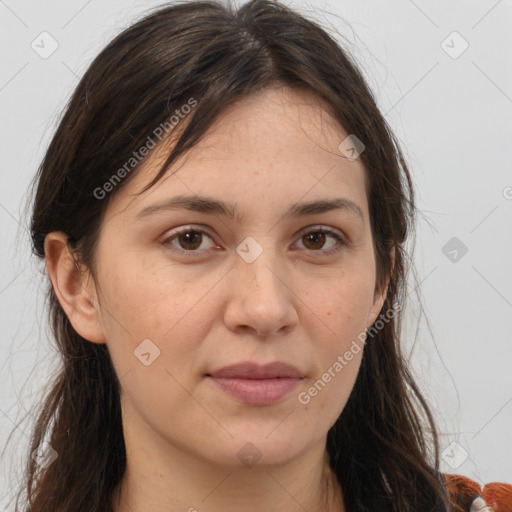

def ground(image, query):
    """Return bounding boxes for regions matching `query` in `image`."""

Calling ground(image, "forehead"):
[106,86,369,222]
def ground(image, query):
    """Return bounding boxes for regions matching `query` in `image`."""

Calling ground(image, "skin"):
[45,85,391,512]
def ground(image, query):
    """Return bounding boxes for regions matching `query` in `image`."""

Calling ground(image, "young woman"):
[12,0,502,511]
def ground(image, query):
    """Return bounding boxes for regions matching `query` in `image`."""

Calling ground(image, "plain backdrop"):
[1,0,511,507]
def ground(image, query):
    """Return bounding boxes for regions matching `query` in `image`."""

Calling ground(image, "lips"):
[206,361,305,406]
[206,361,305,379]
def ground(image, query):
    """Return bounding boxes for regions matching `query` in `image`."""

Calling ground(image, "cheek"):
[95,255,223,375]
[295,343,363,440]
[304,268,375,335]
[95,262,217,425]
[295,271,372,415]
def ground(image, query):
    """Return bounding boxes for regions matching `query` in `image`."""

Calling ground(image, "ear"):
[366,245,395,328]
[44,232,106,344]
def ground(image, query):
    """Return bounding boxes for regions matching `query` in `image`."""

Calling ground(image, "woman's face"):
[82,86,387,469]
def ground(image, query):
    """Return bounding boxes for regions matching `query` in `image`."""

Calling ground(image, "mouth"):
[205,361,305,406]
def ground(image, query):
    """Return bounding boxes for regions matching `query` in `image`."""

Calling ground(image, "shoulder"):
[443,473,512,512]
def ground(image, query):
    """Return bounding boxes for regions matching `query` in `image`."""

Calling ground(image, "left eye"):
[295,228,345,254]
[161,226,346,256]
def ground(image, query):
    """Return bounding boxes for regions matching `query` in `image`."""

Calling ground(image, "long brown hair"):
[11,0,453,510]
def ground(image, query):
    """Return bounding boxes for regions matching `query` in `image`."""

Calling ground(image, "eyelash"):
[161,225,346,257]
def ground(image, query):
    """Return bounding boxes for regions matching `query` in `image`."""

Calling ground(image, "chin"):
[204,433,312,471]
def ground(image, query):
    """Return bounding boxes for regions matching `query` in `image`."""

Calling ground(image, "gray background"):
[1,0,511,506]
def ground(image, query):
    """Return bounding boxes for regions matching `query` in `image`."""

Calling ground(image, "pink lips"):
[206,361,304,406]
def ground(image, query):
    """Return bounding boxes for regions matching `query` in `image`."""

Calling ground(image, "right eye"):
[161,226,218,256]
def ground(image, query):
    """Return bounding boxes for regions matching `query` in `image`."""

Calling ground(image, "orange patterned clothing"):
[444,474,512,512]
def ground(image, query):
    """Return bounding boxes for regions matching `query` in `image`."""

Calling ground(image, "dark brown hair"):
[11,0,453,510]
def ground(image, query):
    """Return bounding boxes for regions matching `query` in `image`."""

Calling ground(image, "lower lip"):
[207,377,302,406]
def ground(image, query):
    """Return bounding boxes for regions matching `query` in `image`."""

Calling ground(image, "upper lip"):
[207,361,305,379]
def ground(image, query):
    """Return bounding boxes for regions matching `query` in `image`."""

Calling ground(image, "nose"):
[223,248,298,338]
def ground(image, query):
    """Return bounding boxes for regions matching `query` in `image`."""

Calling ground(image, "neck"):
[111,438,344,512]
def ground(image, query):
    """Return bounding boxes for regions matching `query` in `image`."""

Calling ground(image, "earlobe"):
[367,246,396,329]
[367,285,387,329]
[44,232,106,344]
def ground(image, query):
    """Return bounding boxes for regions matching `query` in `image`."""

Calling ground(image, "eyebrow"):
[135,194,364,223]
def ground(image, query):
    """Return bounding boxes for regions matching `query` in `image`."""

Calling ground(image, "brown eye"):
[177,231,203,251]
[162,227,216,255]
[295,228,345,255]
[302,231,327,250]
[161,225,346,258]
